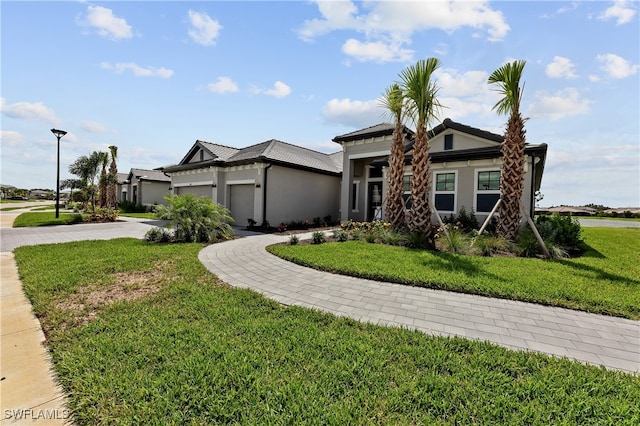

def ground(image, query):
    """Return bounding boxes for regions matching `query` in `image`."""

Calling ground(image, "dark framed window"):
[477,171,500,191]
[351,182,359,211]
[435,194,455,211]
[369,166,383,178]
[444,134,453,150]
[436,172,455,192]
[402,175,411,209]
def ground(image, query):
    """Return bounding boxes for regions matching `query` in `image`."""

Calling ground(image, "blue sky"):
[1,0,638,207]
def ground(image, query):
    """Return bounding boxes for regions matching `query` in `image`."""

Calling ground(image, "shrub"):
[144,227,173,243]
[378,229,409,247]
[406,230,434,249]
[518,214,583,258]
[155,194,234,243]
[119,200,147,213]
[437,227,475,255]
[332,229,348,242]
[443,207,480,233]
[473,234,514,257]
[85,208,118,222]
[288,234,299,245]
[311,231,326,245]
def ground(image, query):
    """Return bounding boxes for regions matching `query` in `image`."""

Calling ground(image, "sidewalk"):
[199,232,640,374]
[1,215,159,425]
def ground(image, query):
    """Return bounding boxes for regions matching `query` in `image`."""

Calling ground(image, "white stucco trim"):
[226,179,256,186]
[348,150,390,160]
[172,181,214,187]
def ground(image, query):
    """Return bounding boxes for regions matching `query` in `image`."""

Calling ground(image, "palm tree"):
[379,83,407,230]
[69,152,102,212]
[98,151,109,208]
[399,58,442,242]
[106,145,118,209]
[60,178,82,204]
[488,60,527,241]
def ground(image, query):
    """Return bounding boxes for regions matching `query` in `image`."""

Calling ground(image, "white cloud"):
[187,10,222,46]
[322,98,383,127]
[207,76,238,94]
[434,68,500,120]
[101,62,174,78]
[0,98,60,124]
[545,56,578,79]
[598,0,637,25]
[81,121,108,133]
[297,1,509,63]
[342,39,413,63]
[528,88,592,121]
[0,130,26,147]
[79,5,133,40]
[252,81,292,98]
[596,53,639,79]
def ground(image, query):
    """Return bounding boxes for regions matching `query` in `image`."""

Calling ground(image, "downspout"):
[262,164,272,226]
[529,153,536,218]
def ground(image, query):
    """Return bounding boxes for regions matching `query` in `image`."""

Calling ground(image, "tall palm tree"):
[98,151,109,208]
[488,60,527,241]
[106,145,118,209]
[379,83,407,230]
[399,58,442,242]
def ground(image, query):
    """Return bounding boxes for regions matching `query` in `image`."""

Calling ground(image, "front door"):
[367,182,383,221]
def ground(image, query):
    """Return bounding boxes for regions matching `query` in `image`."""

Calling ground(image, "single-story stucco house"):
[162,118,546,228]
[162,139,342,227]
[120,168,171,206]
[333,118,547,224]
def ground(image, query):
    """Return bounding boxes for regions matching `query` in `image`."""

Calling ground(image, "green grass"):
[268,228,640,320]
[12,211,84,227]
[29,205,56,211]
[13,238,640,424]
[118,212,157,219]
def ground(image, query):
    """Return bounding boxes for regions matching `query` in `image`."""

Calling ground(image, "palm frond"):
[488,60,526,116]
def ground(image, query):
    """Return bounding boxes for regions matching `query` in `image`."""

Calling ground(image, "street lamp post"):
[51,128,67,218]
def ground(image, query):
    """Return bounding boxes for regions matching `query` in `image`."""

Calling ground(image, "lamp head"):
[51,128,67,138]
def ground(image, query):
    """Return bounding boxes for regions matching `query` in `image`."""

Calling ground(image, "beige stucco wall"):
[138,181,171,205]
[429,131,498,153]
[265,166,341,225]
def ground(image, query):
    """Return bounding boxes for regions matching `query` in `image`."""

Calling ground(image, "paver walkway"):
[199,232,640,374]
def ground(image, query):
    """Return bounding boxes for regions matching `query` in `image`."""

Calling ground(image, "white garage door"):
[229,184,255,226]
[176,185,211,198]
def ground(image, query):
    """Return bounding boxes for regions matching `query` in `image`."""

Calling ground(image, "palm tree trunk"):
[498,111,526,240]
[385,122,406,230]
[408,125,433,239]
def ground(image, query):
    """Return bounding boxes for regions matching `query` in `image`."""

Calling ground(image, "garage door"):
[176,185,211,198]
[229,184,255,226]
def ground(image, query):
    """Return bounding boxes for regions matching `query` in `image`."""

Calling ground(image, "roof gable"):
[333,123,414,144]
[127,168,170,182]
[178,140,240,165]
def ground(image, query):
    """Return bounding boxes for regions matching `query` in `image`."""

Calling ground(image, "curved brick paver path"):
[199,232,640,374]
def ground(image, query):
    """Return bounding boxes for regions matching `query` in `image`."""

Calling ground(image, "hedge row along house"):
[157,118,547,229]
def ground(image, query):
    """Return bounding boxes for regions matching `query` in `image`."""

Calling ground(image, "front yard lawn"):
[12,211,84,227]
[13,238,640,424]
[268,228,640,319]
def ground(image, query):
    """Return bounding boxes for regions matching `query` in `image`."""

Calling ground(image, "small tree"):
[155,194,234,243]
[106,146,118,209]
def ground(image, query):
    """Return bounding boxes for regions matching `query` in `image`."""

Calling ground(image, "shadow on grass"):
[415,250,507,283]
[554,258,640,286]
[577,242,606,259]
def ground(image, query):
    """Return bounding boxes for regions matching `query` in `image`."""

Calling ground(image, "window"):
[434,172,456,212]
[351,181,360,212]
[444,134,453,150]
[476,170,500,212]
[199,150,204,161]
[402,175,411,209]
[369,166,383,178]
[478,171,500,191]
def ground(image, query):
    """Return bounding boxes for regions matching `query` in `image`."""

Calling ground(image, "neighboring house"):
[121,168,172,206]
[116,173,129,203]
[162,139,342,227]
[333,118,548,224]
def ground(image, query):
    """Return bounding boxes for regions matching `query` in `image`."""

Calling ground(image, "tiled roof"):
[198,140,239,161]
[332,123,414,143]
[129,168,170,182]
[164,139,342,175]
[116,173,129,184]
[226,139,342,174]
